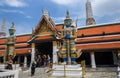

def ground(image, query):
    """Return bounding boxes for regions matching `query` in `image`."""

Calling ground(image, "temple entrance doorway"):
[35,41,53,59]
[95,52,114,66]
[76,52,91,66]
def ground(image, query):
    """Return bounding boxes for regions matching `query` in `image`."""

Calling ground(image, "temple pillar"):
[24,55,27,67]
[18,56,20,64]
[0,56,1,63]
[117,50,120,78]
[31,43,35,63]
[53,41,58,64]
[90,51,96,68]
[4,46,7,63]
[118,50,120,66]
[112,51,117,65]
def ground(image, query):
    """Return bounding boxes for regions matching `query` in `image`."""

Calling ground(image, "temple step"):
[51,64,82,77]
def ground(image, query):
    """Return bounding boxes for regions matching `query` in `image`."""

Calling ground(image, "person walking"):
[31,61,36,76]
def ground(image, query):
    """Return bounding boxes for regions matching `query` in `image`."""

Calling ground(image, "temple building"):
[0,0,120,68]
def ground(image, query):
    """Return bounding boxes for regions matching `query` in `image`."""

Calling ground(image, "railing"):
[0,70,19,78]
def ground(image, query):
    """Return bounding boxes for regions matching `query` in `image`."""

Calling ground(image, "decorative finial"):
[64,10,72,26]
[32,28,35,35]
[42,9,49,19]
[66,10,70,19]
[11,21,14,28]
[9,21,16,36]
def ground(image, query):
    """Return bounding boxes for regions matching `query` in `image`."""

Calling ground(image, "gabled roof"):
[29,15,60,42]
[34,15,58,35]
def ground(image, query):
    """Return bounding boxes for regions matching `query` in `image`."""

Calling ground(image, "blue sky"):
[0,0,120,35]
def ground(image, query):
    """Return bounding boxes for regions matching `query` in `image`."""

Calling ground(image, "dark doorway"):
[13,55,18,63]
[76,52,90,66]
[35,42,53,58]
[95,52,113,66]
[0,56,3,63]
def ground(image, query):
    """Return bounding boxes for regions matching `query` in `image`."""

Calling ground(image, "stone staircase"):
[51,64,82,77]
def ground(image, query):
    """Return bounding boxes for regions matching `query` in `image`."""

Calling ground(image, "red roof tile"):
[55,25,63,31]
[15,43,29,48]
[16,35,31,43]
[76,41,120,50]
[76,35,120,43]
[35,35,53,40]
[0,48,31,55]
[77,25,120,36]
[0,39,6,44]
[15,48,31,54]
[0,50,4,55]
[0,45,6,49]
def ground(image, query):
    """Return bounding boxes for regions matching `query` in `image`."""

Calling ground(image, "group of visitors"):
[31,54,52,76]
[35,54,51,67]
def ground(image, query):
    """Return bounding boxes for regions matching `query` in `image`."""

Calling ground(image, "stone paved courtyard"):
[19,67,117,78]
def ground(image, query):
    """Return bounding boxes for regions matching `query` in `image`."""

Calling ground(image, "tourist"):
[43,54,47,67]
[31,61,36,76]
[5,60,13,70]
[36,55,42,67]
[47,54,50,67]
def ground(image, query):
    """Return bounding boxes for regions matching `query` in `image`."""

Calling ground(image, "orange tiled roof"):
[15,48,31,54]
[0,45,6,49]
[76,35,120,43]
[0,48,31,55]
[16,35,31,43]
[35,35,53,40]
[0,50,4,55]
[0,35,31,45]
[0,38,6,44]
[76,41,120,50]
[0,43,29,49]
[77,25,120,36]
[55,25,63,31]
[15,43,29,48]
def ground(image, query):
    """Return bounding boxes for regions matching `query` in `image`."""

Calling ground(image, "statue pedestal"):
[51,64,82,77]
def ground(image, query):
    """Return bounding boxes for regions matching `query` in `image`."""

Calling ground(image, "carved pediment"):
[38,21,52,35]
[33,15,59,38]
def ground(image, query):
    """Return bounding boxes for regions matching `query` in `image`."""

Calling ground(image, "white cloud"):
[0,0,27,7]
[92,0,120,17]
[0,9,25,14]
[110,18,120,23]
[25,16,32,19]
[51,0,81,5]
[52,17,65,22]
